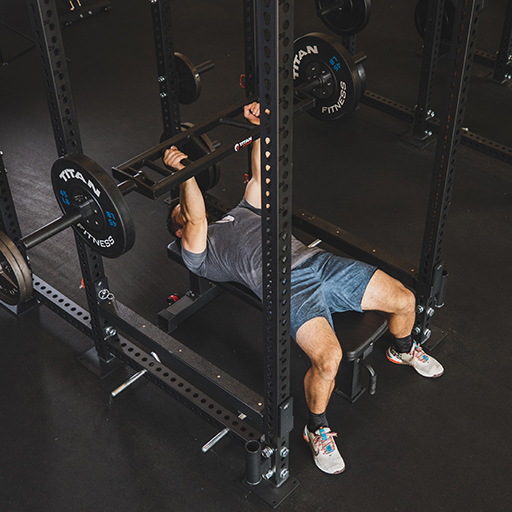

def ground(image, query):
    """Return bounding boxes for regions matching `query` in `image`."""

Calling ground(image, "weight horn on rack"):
[315,0,372,37]
[0,153,135,305]
[293,32,366,121]
[175,52,215,105]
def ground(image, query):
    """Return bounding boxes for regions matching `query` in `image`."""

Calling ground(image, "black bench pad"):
[167,241,387,361]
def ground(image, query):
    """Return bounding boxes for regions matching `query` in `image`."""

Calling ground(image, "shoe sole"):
[386,350,406,365]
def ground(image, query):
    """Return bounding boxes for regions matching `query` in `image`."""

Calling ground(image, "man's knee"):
[311,347,342,381]
[362,270,416,315]
[395,285,416,316]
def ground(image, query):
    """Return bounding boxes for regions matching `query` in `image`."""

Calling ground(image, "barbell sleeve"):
[318,0,347,18]
[300,71,333,94]
[21,210,84,250]
[195,60,215,75]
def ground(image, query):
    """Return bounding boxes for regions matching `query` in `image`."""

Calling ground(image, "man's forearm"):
[251,137,261,182]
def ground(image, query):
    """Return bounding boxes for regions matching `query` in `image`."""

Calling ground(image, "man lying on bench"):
[164,101,444,475]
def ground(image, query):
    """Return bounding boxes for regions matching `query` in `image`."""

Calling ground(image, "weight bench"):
[158,240,388,402]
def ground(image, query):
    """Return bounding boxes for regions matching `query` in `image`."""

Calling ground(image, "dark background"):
[1,1,511,511]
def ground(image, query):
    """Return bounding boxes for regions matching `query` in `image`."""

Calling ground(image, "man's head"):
[166,197,184,238]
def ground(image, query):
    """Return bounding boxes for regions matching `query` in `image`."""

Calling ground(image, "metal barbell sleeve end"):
[201,428,230,453]
[110,352,161,397]
[308,238,322,248]
[111,369,147,397]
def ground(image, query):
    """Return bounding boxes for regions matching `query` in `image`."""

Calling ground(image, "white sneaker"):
[386,341,444,378]
[303,426,345,474]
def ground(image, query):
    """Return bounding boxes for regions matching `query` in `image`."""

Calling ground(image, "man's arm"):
[163,147,208,254]
[244,102,262,209]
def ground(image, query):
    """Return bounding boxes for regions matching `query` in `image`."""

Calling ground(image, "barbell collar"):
[301,71,334,94]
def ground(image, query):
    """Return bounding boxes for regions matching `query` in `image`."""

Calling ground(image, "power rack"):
[0,0,490,506]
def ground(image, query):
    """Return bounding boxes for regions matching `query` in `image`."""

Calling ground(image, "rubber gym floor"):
[1,1,511,511]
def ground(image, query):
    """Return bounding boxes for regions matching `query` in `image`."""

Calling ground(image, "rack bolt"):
[427,307,435,317]
[280,446,290,458]
[160,92,167,98]
[413,326,421,335]
[280,468,290,480]
[416,305,424,314]
[262,446,274,459]
[423,329,432,340]
[263,469,275,480]
[158,76,165,82]
[105,326,117,337]
[98,289,110,300]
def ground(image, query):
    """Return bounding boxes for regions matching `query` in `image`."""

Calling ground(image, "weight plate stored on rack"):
[0,231,32,305]
[293,32,366,121]
[51,153,135,258]
[315,0,372,36]
[414,0,455,42]
[175,53,203,105]
[174,53,215,105]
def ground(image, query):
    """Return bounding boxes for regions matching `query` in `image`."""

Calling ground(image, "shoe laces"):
[411,342,429,363]
[314,429,338,455]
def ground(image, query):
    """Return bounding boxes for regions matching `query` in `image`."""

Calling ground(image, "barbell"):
[0,131,222,306]
[1,33,366,305]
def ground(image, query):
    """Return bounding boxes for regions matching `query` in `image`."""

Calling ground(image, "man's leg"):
[361,270,443,378]
[360,269,416,338]
[295,317,345,474]
[296,317,342,415]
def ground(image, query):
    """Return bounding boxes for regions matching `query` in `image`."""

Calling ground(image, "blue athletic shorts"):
[289,252,377,339]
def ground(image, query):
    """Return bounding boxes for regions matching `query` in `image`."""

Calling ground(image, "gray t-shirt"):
[181,198,322,300]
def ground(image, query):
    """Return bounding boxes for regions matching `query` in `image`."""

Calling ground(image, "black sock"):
[394,334,413,353]
[308,410,329,433]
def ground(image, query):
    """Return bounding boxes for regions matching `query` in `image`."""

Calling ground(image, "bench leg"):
[335,358,366,403]
[158,284,223,333]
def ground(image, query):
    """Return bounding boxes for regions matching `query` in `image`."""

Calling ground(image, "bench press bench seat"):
[159,240,388,402]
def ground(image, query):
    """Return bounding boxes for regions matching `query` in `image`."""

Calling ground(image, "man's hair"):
[166,197,182,236]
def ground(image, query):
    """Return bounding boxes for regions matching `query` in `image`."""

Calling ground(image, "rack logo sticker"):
[234,136,253,152]
[58,168,101,198]
[293,45,318,79]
